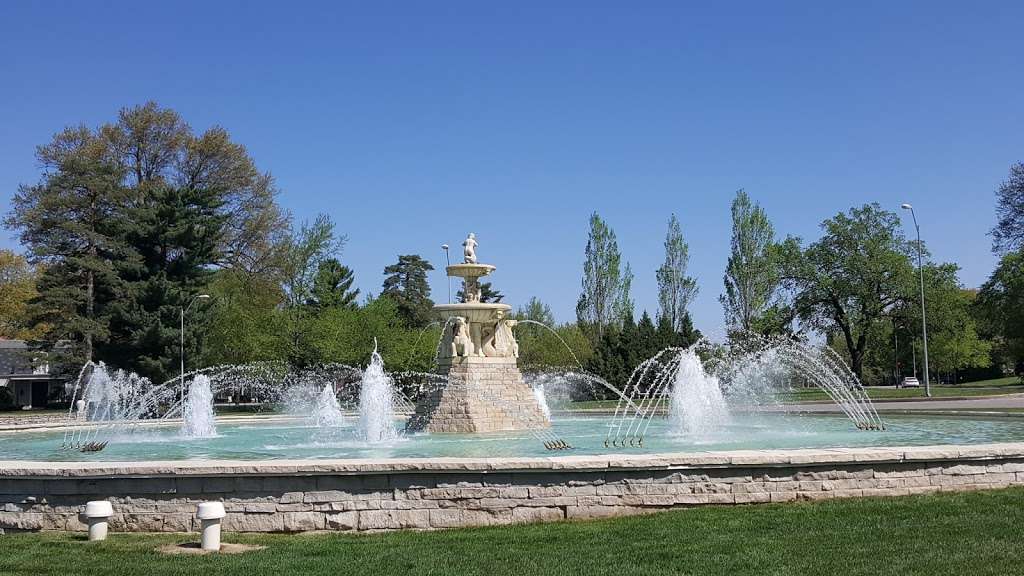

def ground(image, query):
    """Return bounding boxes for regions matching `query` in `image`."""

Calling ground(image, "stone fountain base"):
[408,356,550,433]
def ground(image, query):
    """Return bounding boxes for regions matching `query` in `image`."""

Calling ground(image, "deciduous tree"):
[992,162,1024,255]
[577,213,633,338]
[781,204,916,378]
[721,190,780,335]
[656,214,698,333]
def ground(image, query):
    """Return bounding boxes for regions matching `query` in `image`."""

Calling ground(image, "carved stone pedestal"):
[408,356,550,433]
[410,235,551,433]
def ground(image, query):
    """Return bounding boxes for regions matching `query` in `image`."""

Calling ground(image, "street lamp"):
[901,203,931,398]
[181,294,211,399]
[441,244,451,303]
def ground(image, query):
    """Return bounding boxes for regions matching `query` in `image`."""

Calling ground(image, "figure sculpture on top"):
[463,233,478,264]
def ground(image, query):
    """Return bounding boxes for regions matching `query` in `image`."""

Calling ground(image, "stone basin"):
[445,263,496,279]
[433,302,511,323]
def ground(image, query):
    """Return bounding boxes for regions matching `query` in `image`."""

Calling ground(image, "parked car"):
[899,376,921,388]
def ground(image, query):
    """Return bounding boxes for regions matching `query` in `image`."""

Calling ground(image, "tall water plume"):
[182,374,217,438]
[667,349,729,435]
[314,384,345,428]
[358,343,398,442]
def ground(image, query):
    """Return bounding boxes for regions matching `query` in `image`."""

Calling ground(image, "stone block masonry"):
[408,356,550,433]
[2,443,1023,533]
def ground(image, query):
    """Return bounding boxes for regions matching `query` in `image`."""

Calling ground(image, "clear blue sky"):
[1,1,1021,334]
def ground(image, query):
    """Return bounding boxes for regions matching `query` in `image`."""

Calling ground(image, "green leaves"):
[721,190,781,336]
[382,255,435,328]
[657,214,698,333]
[577,212,633,338]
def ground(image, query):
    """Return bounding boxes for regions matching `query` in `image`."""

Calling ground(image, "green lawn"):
[2,489,1024,576]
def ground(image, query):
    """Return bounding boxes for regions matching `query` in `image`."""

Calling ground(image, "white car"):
[900,376,921,388]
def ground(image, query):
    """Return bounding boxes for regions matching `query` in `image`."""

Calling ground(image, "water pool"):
[3,412,1023,461]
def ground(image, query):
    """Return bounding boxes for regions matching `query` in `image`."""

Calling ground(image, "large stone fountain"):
[409,233,550,433]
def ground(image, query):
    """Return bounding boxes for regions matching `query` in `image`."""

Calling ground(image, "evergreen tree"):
[456,281,503,303]
[5,127,131,365]
[310,258,359,309]
[636,310,657,359]
[7,102,293,375]
[382,255,435,328]
[721,190,780,335]
[656,214,698,332]
[101,186,227,382]
[576,212,633,339]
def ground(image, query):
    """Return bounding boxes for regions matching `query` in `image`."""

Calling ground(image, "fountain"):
[313,384,346,428]
[8,232,1024,536]
[668,348,729,435]
[48,234,892,458]
[358,343,398,442]
[182,374,217,438]
[409,233,550,433]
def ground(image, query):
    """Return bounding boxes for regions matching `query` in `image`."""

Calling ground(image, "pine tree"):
[102,185,227,382]
[5,127,132,366]
[456,281,504,303]
[310,258,359,309]
[382,255,435,328]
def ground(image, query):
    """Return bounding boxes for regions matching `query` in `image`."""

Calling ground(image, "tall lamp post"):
[181,294,211,399]
[901,203,931,398]
[441,244,451,303]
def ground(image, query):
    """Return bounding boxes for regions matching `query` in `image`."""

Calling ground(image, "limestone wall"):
[2,443,1024,533]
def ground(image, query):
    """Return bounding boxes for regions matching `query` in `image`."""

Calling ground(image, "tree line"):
[1,102,1022,390]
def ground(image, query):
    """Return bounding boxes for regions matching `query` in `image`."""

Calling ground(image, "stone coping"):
[2,442,1023,478]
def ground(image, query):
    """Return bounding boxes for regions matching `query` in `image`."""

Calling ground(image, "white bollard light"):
[83,501,114,541]
[196,502,227,551]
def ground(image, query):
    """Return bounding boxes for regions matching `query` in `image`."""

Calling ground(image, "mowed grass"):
[2,489,1024,576]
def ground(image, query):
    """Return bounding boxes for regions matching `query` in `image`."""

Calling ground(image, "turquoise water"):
[2,413,1024,461]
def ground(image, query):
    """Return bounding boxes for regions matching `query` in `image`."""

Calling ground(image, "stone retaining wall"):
[2,443,1023,533]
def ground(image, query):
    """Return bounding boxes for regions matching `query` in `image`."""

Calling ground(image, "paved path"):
[779,393,1024,413]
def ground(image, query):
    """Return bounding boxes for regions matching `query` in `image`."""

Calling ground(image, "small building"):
[0,340,68,409]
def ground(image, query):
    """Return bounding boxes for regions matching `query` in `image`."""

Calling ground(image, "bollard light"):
[83,500,114,541]
[196,502,227,551]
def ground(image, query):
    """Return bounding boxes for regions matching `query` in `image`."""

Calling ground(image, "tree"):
[100,185,227,382]
[7,102,293,373]
[102,102,291,273]
[656,214,698,332]
[310,258,359,310]
[0,250,43,339]
[992,162,1024,255]
[201,269,288,367]
[278,215,342,308]
[977,251,1024,371]
[382,255,435,328]
[273,215,342,367]
[721,190,780,335]
[515,297,555,326]
[781,204,916,378]
[456,281,503,303]
[5,126,131,365]
[576,213,633,338]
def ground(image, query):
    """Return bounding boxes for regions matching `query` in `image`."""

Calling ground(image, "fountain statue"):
[409,233,550,433]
